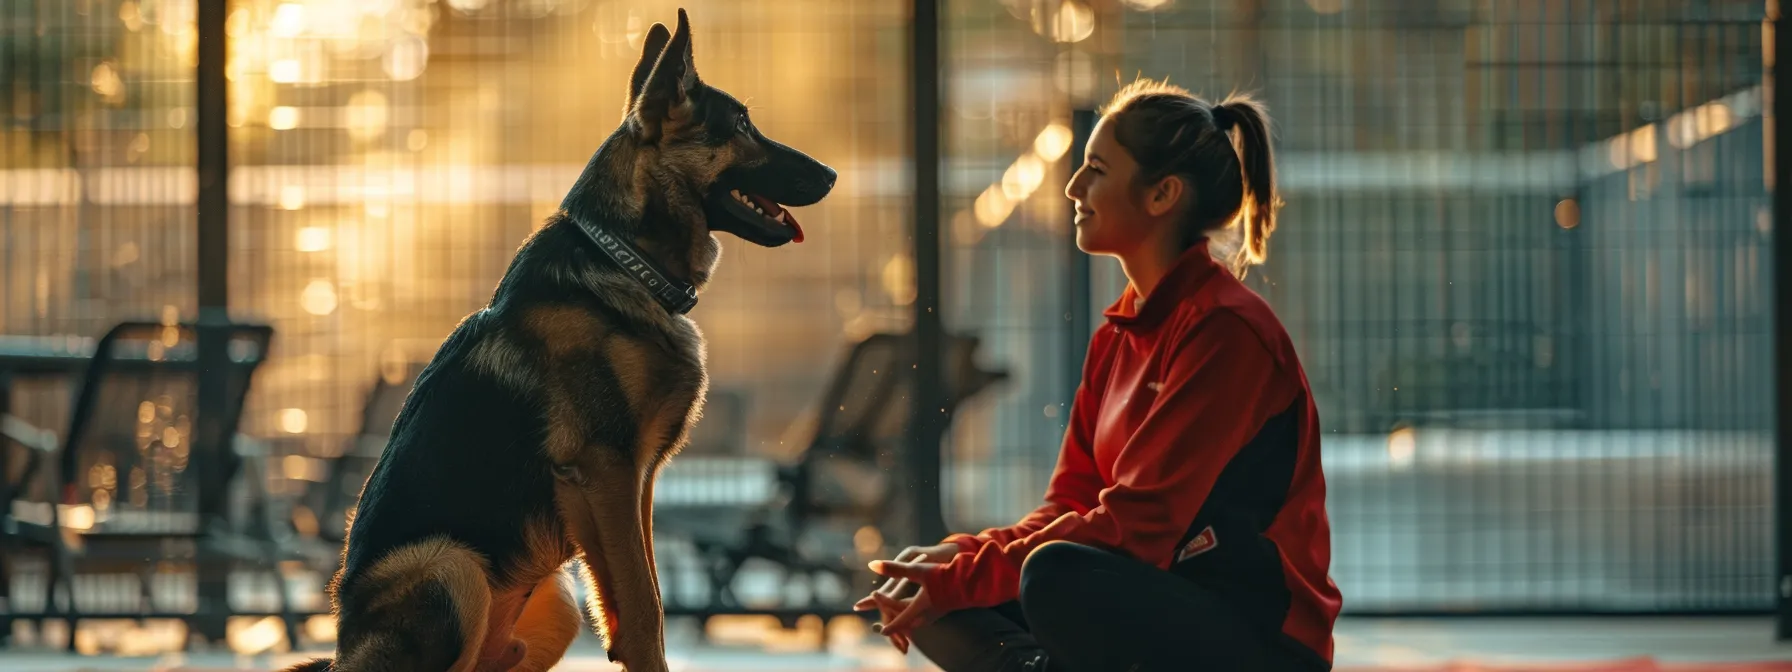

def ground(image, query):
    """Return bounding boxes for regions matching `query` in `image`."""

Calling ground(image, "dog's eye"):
[551,463,583,484]
[735,116,750,135]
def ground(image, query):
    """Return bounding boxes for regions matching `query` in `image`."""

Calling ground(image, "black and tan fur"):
[283,9,835,672]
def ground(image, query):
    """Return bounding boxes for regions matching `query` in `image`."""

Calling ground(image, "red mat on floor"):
[839,669,1792,672]
[161,660,1792,672]
[1337,662,1792,672]
[159,666,1792,672]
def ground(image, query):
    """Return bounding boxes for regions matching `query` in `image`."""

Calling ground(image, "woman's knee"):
[1018,541,1106,612]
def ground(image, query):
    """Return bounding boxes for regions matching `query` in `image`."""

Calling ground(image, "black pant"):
[909,541,1322,672]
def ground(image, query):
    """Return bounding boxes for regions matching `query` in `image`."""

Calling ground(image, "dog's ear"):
[626,23,672,113]
[631,8,696,142]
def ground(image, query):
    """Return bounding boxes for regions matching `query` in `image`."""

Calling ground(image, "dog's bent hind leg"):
[509,570,582,672]
[334,538,494,672]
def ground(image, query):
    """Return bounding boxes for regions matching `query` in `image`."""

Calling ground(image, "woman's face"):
[1065,115,1182,256]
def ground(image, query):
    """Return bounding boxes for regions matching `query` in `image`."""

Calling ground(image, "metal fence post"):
[906,0,948,547]
[1773,3,1792,639]
[194,0,232,643]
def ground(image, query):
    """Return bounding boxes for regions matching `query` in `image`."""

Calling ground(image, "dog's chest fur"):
[466,301,706,475]
[521,302,707,470]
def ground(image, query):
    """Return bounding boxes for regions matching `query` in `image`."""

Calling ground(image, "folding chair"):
[684,330,1008,616]
[16,321,295,650]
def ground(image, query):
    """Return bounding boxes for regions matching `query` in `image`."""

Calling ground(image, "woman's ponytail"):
[1215,94,1281,275]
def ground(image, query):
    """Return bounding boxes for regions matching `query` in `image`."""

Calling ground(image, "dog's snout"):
[820,165,838,190]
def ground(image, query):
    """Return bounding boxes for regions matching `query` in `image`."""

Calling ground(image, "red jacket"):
[925,241,1342,664]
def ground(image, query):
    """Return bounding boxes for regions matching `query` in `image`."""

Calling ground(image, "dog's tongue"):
[748,194,804,243]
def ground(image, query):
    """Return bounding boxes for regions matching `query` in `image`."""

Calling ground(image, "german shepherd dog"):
[283,9,835,672]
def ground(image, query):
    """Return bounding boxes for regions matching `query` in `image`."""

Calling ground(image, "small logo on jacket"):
[1176,526,1218,563]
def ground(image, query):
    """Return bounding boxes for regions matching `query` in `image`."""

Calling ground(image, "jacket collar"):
[1102,239,1224,330]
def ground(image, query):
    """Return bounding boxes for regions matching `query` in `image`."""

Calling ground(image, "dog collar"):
[573,218,699,315]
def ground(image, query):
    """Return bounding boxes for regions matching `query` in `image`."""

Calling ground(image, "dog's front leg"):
[641,472,661,600]
[557,466,668,672]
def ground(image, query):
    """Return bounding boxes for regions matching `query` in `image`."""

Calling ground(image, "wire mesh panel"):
[1100,0,1770,612]
[1,0,200,335]
[934,0,1773,616]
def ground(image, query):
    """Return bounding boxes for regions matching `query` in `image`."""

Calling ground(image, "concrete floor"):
[0,616,1787,671]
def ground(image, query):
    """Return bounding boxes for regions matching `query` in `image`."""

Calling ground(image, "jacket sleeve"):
[925,311,1297,612]
[941,327,1115,553]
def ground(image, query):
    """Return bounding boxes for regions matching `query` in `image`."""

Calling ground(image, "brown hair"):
[1099,79,1282,276]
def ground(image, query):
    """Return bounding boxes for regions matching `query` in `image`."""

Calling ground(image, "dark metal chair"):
[679,330,1008,621]
[0,411,73,646]
[0,320,296,650]
[302,361,426,549]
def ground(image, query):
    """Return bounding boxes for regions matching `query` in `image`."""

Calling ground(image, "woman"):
[855,80,1341,672]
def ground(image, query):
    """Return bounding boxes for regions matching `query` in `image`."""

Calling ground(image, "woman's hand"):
[863,560,944,643]
[856,542,957,608]
[854,543,957,652]
[860,585,917,653]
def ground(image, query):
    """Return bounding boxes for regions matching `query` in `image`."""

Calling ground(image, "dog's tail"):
[279,659,332,672]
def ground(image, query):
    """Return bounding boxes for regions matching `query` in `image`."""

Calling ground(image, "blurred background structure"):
[0,0,1788,668]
